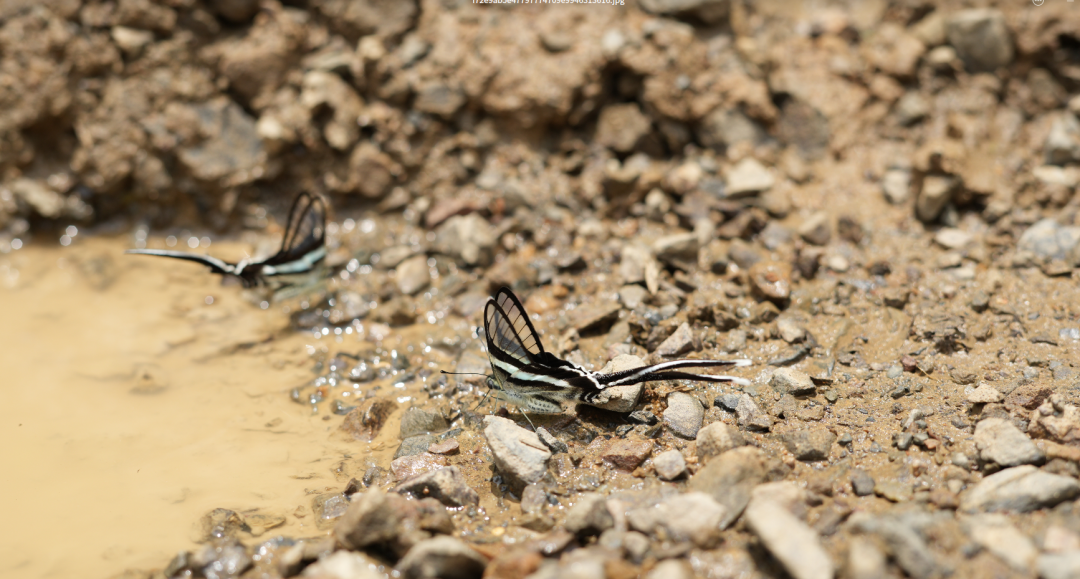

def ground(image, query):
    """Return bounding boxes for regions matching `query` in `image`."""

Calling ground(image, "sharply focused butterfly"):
[127,192,327,300]
[478,287,750,416]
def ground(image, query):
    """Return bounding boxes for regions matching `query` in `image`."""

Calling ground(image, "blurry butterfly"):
[449,287,750,424]
[126,192,328,301]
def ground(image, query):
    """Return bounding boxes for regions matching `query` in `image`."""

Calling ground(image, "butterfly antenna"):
[472,388,493,413]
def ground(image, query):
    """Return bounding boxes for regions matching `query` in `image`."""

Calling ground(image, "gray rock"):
[1046,113,1080,166]
[735,394,773,431]
[1018,218,1080,261]
[637,0,729,24]
[334,491,453,557]
[916,175,956,222]
[725,158,775,197]
[850,512,937,579]
[782,428,836,462]
[414,81,465,118]
[851,470,875,496]
[400,407,450,439]
[394,466,479,507]
[645,559,693,579]
[1038,552,1080,579]
[626,492,728,548]
[618,284,649,309]
[395,434,438,459]
[654,322,696,357]
[776,316,807,344]
[584,355,646,413]
[482,416,551,489]
[653,449,688,480]
[744,497,833,579]
[697,108,765,151]
[797,211,831,246]
[696,421,745,461]
[177,98,266,184]
[895,92,929,126]
[960,465,1080,513]
[536,427,568,454]
[653,233,700,270]
[596,103,651,153]
[564,492,614,537]
[395,255,431,296]
[435,214,496,267]
[571,302,621,335]
[688,447,766,528]
[395,536,486,579]
[847,537,886,579]
[776,99,830,161]
[664,391,704,439]
[963,514,1037,572]
[301,550,383,579]
[882,168,911,205]
[716,394,741,411]
[770,367,816,396]
[521,484,547,514]
[946,9,1014,72]
[973,417,1044,468]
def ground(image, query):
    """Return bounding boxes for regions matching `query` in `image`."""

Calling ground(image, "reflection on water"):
[0,236,363,579]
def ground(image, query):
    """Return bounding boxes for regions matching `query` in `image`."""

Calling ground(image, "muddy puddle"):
[0,235,379,579]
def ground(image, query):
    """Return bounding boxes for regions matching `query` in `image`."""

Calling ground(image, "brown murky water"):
[0,236,360,579]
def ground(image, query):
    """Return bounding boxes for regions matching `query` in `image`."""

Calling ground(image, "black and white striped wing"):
[124,249,237,276]
[595,358,752,388]
[484,296,543,387]
[260,192,327,275]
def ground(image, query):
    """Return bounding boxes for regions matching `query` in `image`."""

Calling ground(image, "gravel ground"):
[4,1,1080,578]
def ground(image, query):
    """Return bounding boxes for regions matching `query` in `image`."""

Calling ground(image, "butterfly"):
[127,192,328,300]
[478,286,750,418]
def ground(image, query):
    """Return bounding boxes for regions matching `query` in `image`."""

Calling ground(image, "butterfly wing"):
[490,287,545,356]
[484,299,540,387]
[595,359,752,387]
[261,192,327,270]
[125,249,237,276]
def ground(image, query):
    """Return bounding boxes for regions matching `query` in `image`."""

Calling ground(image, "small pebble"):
[653,449,688,481]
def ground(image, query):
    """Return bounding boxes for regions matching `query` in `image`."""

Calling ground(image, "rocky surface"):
[30,2,1080,578]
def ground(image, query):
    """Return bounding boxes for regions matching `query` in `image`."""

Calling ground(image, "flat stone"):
[916,175,956,222]
[1018,218,1080,261]
[781,428,836,462]
[435,214,496,267]
[881,169,911,204]
[725,158,775,197]
[395,536,486,579]
[601,439,653,471]
[1039,552,1080,579]
[748,260,792,302]
[595,103,651,153]
[770,367,815,396]
[965,383,1004,404]
[395,255,431,296]
[394,466,479,507]
[654,322,695,357]
[946,8,1014,72]
[395,434,438,460]
[618,284,648,309]
[964,514,1037,572]
[301,550,383,579]
[961,465,1080,513]
[933,228,973,250]
[390,453,449,481]
[745,497,834,579]
[664,391,704,439]
[652,232,700,268]
[851,470,875,496]
[400,407,450,439]
[626,492,728,548]
[427,439,459,455]
[735,394,772,432]
[564,492,614,537]
[776,316,807,343]
[339,399,397,442]
[973,417,1044,468]
[653,449,687,480]
[874,479,913,503]
[696,421,746,461]
[688,447,766,528]
[571,302,622,335]
[584,355,646,413]
[535,427,568,454]
[483,416,551,489]
[334,491,453,557]
[798,211,831,246]
[850,512,937,579]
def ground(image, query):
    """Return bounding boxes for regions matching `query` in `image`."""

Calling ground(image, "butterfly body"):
[127,192,327,299]
[481,287,751,415]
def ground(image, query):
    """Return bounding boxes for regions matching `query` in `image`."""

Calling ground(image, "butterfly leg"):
[518,409,537,430]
